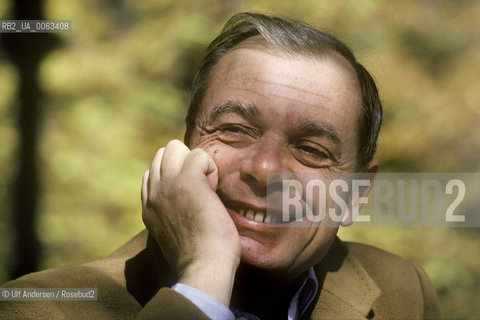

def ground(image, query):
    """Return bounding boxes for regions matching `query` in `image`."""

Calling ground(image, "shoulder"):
[2,259,129,291]
[2,230,150,290]
[344,241,441,319]
[344,241,433,289]
[344,241,417,274]
[0,231,150,320]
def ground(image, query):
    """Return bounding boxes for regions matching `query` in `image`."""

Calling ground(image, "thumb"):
[203,151,218,191]
[206,167,218,191]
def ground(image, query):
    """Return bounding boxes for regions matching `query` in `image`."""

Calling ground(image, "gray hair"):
[185,12,382,167]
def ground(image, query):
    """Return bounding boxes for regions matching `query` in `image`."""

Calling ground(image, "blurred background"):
[0,0,479,318]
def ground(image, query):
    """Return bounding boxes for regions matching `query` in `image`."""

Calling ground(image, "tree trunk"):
[1,0,59,279]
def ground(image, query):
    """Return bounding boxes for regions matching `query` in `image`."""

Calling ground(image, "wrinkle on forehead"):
[229,34,357,76]
[209,49,361,108]
[208,86,346,129]
[213,82,350,121]
[228,38,360,87]
[225,78,332,104]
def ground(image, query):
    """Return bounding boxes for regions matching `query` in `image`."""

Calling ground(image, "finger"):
[181,148,218,190]
[141,170,149,208]
[161,139,191,181]
[148,147,165,191]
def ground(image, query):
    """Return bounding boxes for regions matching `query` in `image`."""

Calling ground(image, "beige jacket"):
[0,230,440,319]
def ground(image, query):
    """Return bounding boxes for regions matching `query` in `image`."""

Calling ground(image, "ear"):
[366,160,379,174]
[341,160,379,226]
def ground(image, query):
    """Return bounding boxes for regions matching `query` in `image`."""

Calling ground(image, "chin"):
[238,236,291,271]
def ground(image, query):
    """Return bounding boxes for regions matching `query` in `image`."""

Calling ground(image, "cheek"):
[212,148,242,178]
[198,143,243,177]
[299,227,338,263]
[280,226,337,268]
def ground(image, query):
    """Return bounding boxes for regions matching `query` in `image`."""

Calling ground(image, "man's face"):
[188,46,365,276]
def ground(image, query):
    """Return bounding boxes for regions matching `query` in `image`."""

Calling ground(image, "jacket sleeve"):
[136,288,211,320]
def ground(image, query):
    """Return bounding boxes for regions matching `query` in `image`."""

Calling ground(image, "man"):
[1,12,440,319]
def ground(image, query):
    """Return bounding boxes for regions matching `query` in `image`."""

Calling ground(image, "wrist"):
[178,256,239,307]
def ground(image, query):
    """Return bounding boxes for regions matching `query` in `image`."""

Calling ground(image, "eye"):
[214,123,257,146]
[291,141,334,168]
[219,124,250,135]
[298,145,328,159]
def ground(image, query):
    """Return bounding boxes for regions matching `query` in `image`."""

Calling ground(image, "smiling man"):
[1,12,440,320]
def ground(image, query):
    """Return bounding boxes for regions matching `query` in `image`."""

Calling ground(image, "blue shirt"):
[172,267,318,320]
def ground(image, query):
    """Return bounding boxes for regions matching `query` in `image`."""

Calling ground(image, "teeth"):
[239,208,274,223]
[237,207,297,224]
[245,209,255,220]
[254,212,264,222]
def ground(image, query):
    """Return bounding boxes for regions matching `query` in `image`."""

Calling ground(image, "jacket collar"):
[309,237,381,319]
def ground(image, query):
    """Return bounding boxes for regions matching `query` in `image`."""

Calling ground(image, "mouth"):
[220,191,308,227]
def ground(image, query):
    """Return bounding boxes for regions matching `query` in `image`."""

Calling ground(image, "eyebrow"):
[296,122,343,157]
[207,101,261,124]
[206,101,343,157]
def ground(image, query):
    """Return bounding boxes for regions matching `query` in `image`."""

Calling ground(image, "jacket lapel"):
[310,238,381,319]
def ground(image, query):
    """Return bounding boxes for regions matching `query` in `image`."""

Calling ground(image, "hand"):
[141,140,241,306]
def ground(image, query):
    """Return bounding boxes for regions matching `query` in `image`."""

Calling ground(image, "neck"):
[230,264,305,320]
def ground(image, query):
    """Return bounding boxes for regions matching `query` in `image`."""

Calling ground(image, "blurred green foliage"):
[0,0,479,318]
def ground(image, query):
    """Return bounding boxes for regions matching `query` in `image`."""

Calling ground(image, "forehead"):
[202,47,362,133]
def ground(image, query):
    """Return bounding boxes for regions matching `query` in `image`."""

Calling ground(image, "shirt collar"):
[287,267,318,320]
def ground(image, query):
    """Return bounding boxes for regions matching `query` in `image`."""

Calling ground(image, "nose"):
[240,135,285,188]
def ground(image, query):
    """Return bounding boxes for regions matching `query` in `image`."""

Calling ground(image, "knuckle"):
[166,139,187,151]
[165,139,179,149]
[190,147,205,155]
[190,148,208,161]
